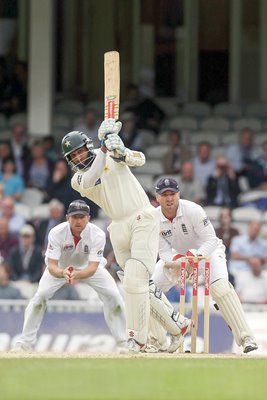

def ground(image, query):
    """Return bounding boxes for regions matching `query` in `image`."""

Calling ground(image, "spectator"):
[45,158,99,217]
[42,135,59,162]
[226,128,259,177]
[235,262,267,304]
[0,140,13,171]
[0,260,25,299]
[177,161,205,204]
[0,158,25,201]
[8,224,44,283]
[229,221,267,279]
[257,140,267,188]
[206,155,241,208]
[35,199,65,250]
[162,129,191,174]
[74,107,101,146]
[215,207,239,285]
[119,112,144,151]
[0,196,26,237]
[193,141,216,188]
[9,123,30,176]
[0,217,18,259]
[24,140,54,191]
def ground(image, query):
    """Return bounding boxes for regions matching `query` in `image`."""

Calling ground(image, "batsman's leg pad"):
[210,279,253,346]
[123,258,150,344]
[149,280,185,336]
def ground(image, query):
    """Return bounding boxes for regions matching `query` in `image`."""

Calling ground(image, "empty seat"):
[189,131,221,146]
[14,203,32,220]
[134,174,154,191]
[146,144,168,160]
[200,117,230,131]
[154,97,179,117]
[213,102,243,118]
[232,118,263,131]
[168,116,198,131]
[203,206,221,222]
[0,113,7,129]
[183,102,211,117]
[21,188,44,207]
[232,207,262,222]
[31,204,50,220]
[221,131,239,145]
[8,113,27,128]
[245,102,267,118]
[55,99,84,117]
[52,114,71,130]
[134,160,163,176]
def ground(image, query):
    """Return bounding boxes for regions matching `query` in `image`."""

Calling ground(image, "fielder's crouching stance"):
[150,177,258,354]
[59,119,192,353]
[12,200,127,352]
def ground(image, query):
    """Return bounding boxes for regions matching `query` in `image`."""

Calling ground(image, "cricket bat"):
[104,51,120,120]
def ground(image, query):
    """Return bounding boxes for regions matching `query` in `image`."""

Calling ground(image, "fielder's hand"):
[98,118,122,141]
[63,266,75,284]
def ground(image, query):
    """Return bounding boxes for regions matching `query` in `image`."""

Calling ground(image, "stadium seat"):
[21,188,44,207]
[8,113,27,128]
[14,203,32,220]
[232,207,262,222]
[154,97,179,117]
[134,160,164,176]
[213,102,243,118]
[189,131,221,146]
[245,102,267,118]
[52,114,71,130]
[232,118,263,131]
[31,204,50,220]
[200,117,230,131]
[168,116,198,131]
[221,131,239,145]
[0,113,7,129]
[182,102,211,117]
[203,206,221,222]
[55,99,84,117]
[146,144,168,160]
[134,173,154,191]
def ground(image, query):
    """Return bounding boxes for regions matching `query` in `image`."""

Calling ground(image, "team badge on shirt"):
[63,244,74,250]
[77,175,82,185]
[181,223,188,234]
[203,216,210,227]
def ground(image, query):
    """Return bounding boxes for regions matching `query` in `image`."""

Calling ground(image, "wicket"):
[179,256,210,353]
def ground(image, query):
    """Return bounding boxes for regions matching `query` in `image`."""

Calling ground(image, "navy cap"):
[67,200,90,216]
[155,177,180,194]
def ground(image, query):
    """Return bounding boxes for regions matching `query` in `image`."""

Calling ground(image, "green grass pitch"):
[1,355,266,400]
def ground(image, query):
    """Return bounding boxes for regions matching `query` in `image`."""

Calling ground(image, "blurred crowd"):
[0,56,267,305]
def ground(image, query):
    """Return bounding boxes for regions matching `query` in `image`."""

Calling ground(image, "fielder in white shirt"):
[13,200,127,352]
[151,177,258,354]
[58,120,192,353]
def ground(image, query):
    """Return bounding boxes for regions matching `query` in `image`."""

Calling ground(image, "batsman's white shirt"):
[152,199,228,291]
[45,221,106,269]
[71,149,159,272]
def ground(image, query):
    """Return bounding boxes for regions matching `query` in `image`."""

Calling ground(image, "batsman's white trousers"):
[18,266,126,347]
[152,249,229,293]
[108,206,160,274]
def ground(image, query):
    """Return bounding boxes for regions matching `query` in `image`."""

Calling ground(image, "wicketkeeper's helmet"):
[61,130,95,172]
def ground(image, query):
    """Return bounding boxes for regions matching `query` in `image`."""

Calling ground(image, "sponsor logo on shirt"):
[48,243,53,250]
[95,178,101,186]
[63,244,74,251]
[84,245,89,253]
[161,229,172,238]
[181,223,188,234]
[203,216,210,227]
[97,250,103,256]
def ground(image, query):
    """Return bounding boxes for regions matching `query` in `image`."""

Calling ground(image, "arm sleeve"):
[89,228,106,263]
[72,150,107,191]
[191,206,222,256]
[45,231,62,260]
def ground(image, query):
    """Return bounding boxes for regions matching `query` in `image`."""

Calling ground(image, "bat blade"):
[104,51,120,120]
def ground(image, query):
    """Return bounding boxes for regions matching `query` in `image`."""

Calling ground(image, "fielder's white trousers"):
[18,267,126,347]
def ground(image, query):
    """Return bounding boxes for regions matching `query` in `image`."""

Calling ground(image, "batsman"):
[150,177,258,354]
[61,121,192,353]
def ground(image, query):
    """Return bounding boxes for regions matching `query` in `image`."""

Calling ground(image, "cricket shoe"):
[144,338,168,353]
[119,338,145,354]
[242,337,258,354]
[168,317,194,353]
[10,342,32,353]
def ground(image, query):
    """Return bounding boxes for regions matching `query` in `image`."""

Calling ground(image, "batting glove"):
[98,118,122,141]
[104,133,126,154]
